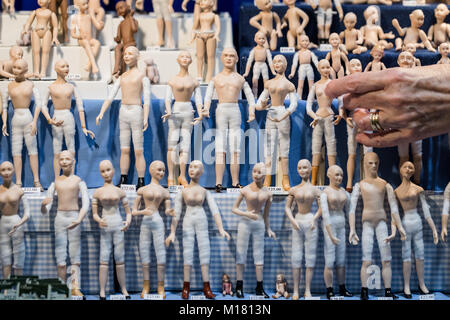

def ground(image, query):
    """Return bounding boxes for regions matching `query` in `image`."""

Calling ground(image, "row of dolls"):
[0,152,449,300]
[0,45,436,197]
[8,0,219,82]
[251,1,450,49]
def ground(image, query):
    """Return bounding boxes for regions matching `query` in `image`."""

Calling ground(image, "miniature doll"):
[22,0,60,78]
[364,45,386,72]
[222,273,233,296]
[306,0,343,44]
[203,48,257,192]
[288,35,319,97]
[427,3,450,49]
[339,12,367,54]
[360,5,394,50]
[2,0,15,14]
[285,159,320,299]
[165,160,230,299]
[182,0,217,17]
[232,163,275,298]
[0,161,29,278]
[0,46,27,79]
[89,0,108,36]
[437,42,450,64]
[70,0,105,79]
[255,55,297,191]
[396,51,422,184]
[249,0,282,51]
[111,1,138,80]
[441,182,450,242]
[192,0,220,82]
[272,273,290,299]
[2,59,42,190]
[325,33,349,79]
[16,29,31,46]
[392,9,435,52]
[349,152,406,300]
[144,57,160,84]
[243,31,275,98]
[395,161,438,299]
[306,59,339,185]
[133,161,175,299]
[97,46,150,190]
[320,165,353,299]
[41,59,95,178]
[403,43,421,67]
[50,0,68,43]
[41,151,90,299]
[281,0,309,49]
[152,0,175,48]
[162,51,203,187]
[92,160,131,300]
[341,58,372,192]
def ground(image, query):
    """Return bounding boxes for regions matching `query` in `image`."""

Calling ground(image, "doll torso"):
[9,80,33,109]
[324,186,347,212]
[241,184,271,215]
[260,10,275,33]
[395,183,422,213]
[140,184,168,214]
[49,82,74,110]
[94,185,124,216]
[343,28,359,51]
[75,12,94,40]
[169,75,198,102]
[267,77,293,106]
[120,69,145,105]
[55,175,83,211]
[291,183,320,214]
[403,27,420,45]
[199,11,216,31]
[118,17,137,45]
[182,185,206,207]
[298,49,313,65]
[360,178,388,225]
[214,72,245,103]
[254,46,268,62]
[314,79,334,117]
[0,185,22,216]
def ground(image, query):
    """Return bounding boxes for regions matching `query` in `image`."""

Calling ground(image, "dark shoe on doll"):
[232,183,244,189]
[339,285,353,297]
[360,287,369,300]
[136,177,145,190]
[235,280,244,298]
[255,281,269,299]
[203,282,216,299]
[182,281,190,300]
[326,287,335,300]
[215,184,225,193]
[117,175,128,187]
[385,288,398,299]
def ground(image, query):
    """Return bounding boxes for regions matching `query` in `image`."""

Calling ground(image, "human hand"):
[83,128,95,139]
[325,65,450,147]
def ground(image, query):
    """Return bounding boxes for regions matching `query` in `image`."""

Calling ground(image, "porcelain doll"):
[281,0,309,49]
[441,182,450,242]
[403,43,421,67]
[144,57,160,84]
[165,160,230,299]
[151,0,175,48]
[50,0,68,43]
[249,0,282,51]
[364,45,386,72]
[306,0,343,44]
[272,273,290,299]
[232,163,275,298]
[222,273,233,296]
[339,12,367,54]
[325,33,349,79]
[392,9,435,52]
[437,42,450,64]
[41,151,90,299]
[427,3,450,48]
[360,6,394,50]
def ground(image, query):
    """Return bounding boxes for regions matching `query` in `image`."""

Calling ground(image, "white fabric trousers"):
[402,209,424,261]
[265,106,291,159]
[236,215,265,265]
[11,109,37,156]
[54,210,81,266]
[312,115,337,156]
[182,206,210,266]
[119,104,144,150]
[291,213,318,268]
[0,215,25,269]
[139,213,166,265]
[215,103,242,154]
[52,109,75,154]
[362,220,392,262]
[100,212,125,264]
[168,102,194,153]
[152,0,171,19]
[322,212,346,268]
[298,64,314,81]
[253,61,269,80]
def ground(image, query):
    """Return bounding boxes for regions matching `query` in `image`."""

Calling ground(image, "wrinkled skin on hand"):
[325,64,450,147]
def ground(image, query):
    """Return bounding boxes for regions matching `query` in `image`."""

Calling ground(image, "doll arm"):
[142,76,151,108]
[51,12,59,44]
[249,13,263,31]
[348,183,360,230]
[19,194,30,225]
[273,12,282,35]
[386,183,406,239]
[203,80,215,114]
[285,193,298,229]
[73,84,94,138]
[121,192,132,230]
[90,10,105,31]
[256,88,270,110]
[311,51,319,69]
[264,193,276,239]
[130,17,138,34]
[320,192,331,227]
[290,52,299,78]
[392,19,405,37]
[231,192,249,217]
[285,91,298,115]
[243,49,255,77]
[40,88,52,122]
[364,62,372,72]
[333,0,343,21]
[0,61,14,79]
[1,88,8,133]
[77,181,90,222]
[164,84,173,117]
[266,49,275,75]
[297,9,309,33]
[42,182,56,213]
[194,86,203,114]
[306,85,317,120]
[341,52,350,75]
[166,191,183,245]
[99,78,121,118]
[419,192,438,243]
[131,189,145,215]
[23,10,36,34]
[214,14,221,40]
[243,81,256,120]
[356,29,364,45]
[206,190,230,239]
[31,87,41,132]
[91,196,102,223]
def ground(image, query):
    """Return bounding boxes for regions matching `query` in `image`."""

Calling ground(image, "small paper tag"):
[146,46,161,51]
[267,187,288,195]
[402,0,417,6]
[121,184,136,192]
[330,296,344,300]
[110,294,126,300]
[169,185,184,193]
[22,187,41,194]
[280,47,295,53]
[249,295,265,300]
[305,296,321,300]
[144,294,163,300]
[66,74,81,81]
[419,294,435,300]
[377,297,393,300]
[190,295,206,300]
[71,296,83,300]
[319,44,332,52]
[226,188,242,194]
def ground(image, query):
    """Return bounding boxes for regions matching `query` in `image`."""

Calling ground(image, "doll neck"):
[2,179,12,188]
[329,183,340,190]
[274,73,285,80]
[15,75,26,82]
[150,177,160,185]
[222,67,235,75]
[320,74,329,81]
[103,180,113,186]
[177,67,189,77]
[252,180,264,189]
[435,17,445,24]
[300,178,310,186]
[61,170,72,177]
[400,176,413,187]
[189,179,200,186]
[55,74,67,84]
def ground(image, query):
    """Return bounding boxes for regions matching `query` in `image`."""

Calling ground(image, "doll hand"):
[53,38,60,46]
[201,108,210,118]
[339,13,343,21]
[348,230,359,245]
[384,233,396,243]
[165,208,175,217]
[8,224,20,236]
[260,98,269,109]
[333,115,342,125]
[192,115,203,126]
[51,117,64,126]
[83,128,95,139]
[41,198,52,214]
[386,32,395,39]
[114,36,120,43]
[165,233,175,247]
[161,112,171,122]
[290,218,300,230]
[280,22,287,30]
[288,73,294,79]
[260,27,268,36]
[243,72,249,78]
[345,117,353,128]
[441,228,447,242]
[30,122,37,135]
[98,218,108,228]
[96,113,103,125]
[121,220,130,232]
[247,112,255,123]
[295,26,304,35]
[246,210,259,220]
[277,29,282,38]
[214,33,220,42]
[268,115,279,122]
[168,5,174,14]
[398,227,406,241]
[142,119,148,132]
[310,118,318,128]
[309,219,316,230]
[182,1,188,11]
[330,235,340,245]
[2,124,8,136]
[219,229,231,240]
[432,229,439,245]
[267,229,276,240]
[67,219,81,230]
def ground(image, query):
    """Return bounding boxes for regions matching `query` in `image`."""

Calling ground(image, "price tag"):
[146,46,161,51]
[330,296,344,300]
[280,47,295,53]
[169,185,184,193]
[226,188,242,194]
[144,294,163,300]
[249,295,265,300]
[71,296,83,300]
[305,296,321,300]
[22,187,41,194]
[121,184,136,192]
[267,187,288,195]
[110,295,126,300]
[419,294,435,300]
[403,0,417,6]
[66,74,81,81]
[319,44,332,52]
[377,297,393,300]
[190,295,206,300]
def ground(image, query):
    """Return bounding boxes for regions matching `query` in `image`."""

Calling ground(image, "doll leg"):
[269,30,277,51]
[196,212,211,279]
[324,8,332,41]
[395,38,403,51]
[60,0,69,43]
[304,214,318,297]
[205,36,217,83]
[214,106,227,186]
[162,4,174,49]
[311,119,324,185]
[0,218,13,278]
[11,117,25,186]
[228,107,242,187]
[297,65,306,97]
[182,214,196,279]
[196,37,206,80]
[236,219,251,280]
[278,116,291,190]
[152,215,167,297]
[411,222,428,293]
[31,31,41,78]
[291,216,304,298]
[360,221,374,289]
[322,222,336,289]
[119,109,132,176]
[264,115,276,182]
[411,140,422,184]
[22,114,40,185]
[156,17,165,47]
[99,229,112,298]
[346,123,356,192]
[40,30,53,78]
[52,123,64,178]
[113,43,124,76]
[167,116,181,185]
[139,216,152,296]
[317,8,325,42]
[335,223,347,285]
[11,216,25,275]
[287,30,296,48]
[324,115,337,166]
[252,62,263,98]
[375,221,392,290]
[115,263,129,296]
[79,39,97,74]
[252,219,265,281]
[178,111,194,186]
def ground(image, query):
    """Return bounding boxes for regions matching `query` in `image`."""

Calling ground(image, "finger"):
[356,129,415,148]
[325,71,389,99]
[342,90,388,111]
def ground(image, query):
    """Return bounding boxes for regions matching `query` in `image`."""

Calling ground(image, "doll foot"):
[232,183,244,189]
[292,293,299,300]
[326,287,335,300]
[339,285,353,297]
[272,293,280,299]
[182,281,190,299]
[157,281,166,299]
[384,288,398,299]
[255,281,269,298]
[263,175,271,187]
[99,295,106,300]
[136,177,145,190]
[360,287,369,300]
[282,175,290,191]
[140,280,150,298]
[116,175,128,187]
[418,286,429,295]
[72,288,86,300]
[167,39,175,49]
[235,280,244,298]
[403,291,412,299]
[215,184,225,193]
[34,181,43,192]
[203,282,216,299]
[177,176,188,187]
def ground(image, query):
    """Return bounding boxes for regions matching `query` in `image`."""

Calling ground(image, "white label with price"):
[71,296,84,300]
[121,184,136,192]
[419,294,435,300]
[190,295,206,300]
[280,47,295,53]
[227,188,242,194]
[305,296,321,300]
[249,295,265,300]
[110,295,126,300]
[22,187,41,194]
[144,294,163,300]
[169,186,184,193]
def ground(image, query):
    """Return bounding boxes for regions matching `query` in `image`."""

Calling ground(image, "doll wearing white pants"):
[246,48,273,81]
[152,0,171,20]
[398,140,422,159]
[100,209,125,264]
[140,212,166,265]
[291,51,319,82]
[236,214,265,265]
[317,7,333,27]
[0,195,29,270]
[291,213,318,268]
[311,115,337,157]
[346,120,373,155]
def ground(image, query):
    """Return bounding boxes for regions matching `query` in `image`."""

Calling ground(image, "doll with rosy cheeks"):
[285,159,321,299]
[394,161,438,299]
[437,42,450,64]
[320,165,353,299]
[325,33,349,79]
[427,4,450,49]
[249,0,282,51]
[364,45,386,72]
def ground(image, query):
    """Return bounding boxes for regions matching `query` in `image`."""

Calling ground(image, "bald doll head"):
[149,160,165,181]
[410,9,425,28]
[254,31,267,47]
[59,150,75,172]
[12,59,28,76]
[297,159,312,179]
[349,59,362,73]
[221,47,238,69]
[252,162,266,182]
[299,34,310,49]
[9,46,23,60]
[400,161,415,180]
[177,50,193,67]
[318,59,331,77]
[124,46,140,66]
[188,160,204,179]
[364,152,379,177]
[99,160,115,182]
[327,165,343,186]
[0,161,14,180]
[54,59,70,76]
